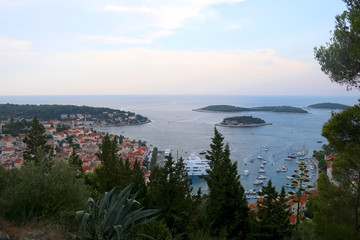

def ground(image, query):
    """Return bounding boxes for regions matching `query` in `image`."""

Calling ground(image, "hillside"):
[194,105,307,113]
[308,102,349,109]
[0,103,150,125]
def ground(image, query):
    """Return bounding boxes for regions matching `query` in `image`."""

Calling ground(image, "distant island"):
[194,105,308,113]
[0,103,150,126]
[307,102,350,109]
[216,116,272,127]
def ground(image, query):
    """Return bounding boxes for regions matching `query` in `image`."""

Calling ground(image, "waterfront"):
[1,94,358,199]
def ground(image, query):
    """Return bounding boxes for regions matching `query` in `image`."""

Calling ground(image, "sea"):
[1,95,359,201]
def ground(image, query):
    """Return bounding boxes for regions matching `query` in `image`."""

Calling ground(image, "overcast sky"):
[0,0,357,96]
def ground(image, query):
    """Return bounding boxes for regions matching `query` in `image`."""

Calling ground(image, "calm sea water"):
[1,95,358,200]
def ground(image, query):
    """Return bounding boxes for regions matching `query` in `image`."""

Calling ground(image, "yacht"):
[253,179,264,185]
[244,169,249,176]
[257,175,267,180]
[184,154,210,176]
[258,168,266,173]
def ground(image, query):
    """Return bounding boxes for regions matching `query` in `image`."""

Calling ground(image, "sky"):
[0,0,358,96]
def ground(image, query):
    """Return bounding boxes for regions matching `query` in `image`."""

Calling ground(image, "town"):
[0,114,152,175]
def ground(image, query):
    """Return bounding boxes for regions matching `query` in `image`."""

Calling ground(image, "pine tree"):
[23,115,50,164]
[254,180,292,240]
[147,154,195,237]
[93,134,123,193]
[202,127,250,239]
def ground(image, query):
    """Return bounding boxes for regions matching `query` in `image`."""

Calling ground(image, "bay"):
[1,94,358,200]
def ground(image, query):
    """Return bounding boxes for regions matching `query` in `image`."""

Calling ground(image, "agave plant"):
[76,184,159,240]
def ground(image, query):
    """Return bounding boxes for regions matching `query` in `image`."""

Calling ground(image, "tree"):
[312,103,360,239]
[310,173,357,240]
[288,161,312,233]
[253,180,292,240]
[147,154,195,237]
[202,128,250,239]
[23,115,50,164]
[314,0,360,89]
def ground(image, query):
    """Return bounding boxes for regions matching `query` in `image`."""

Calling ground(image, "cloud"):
[0,37,31,51]
[103,5,156,14]
[96,0,246,44]
[1,47,344,96]
[85,30,175,45]
[227,24,242,30]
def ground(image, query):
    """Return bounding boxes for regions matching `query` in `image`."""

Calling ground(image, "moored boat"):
[184,154,210,176]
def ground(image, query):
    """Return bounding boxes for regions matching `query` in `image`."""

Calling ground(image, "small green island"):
[216,116,272,127]
[194,105,308,113]
[307,102,350,109]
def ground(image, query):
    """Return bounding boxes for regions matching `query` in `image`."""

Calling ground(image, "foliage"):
[2,119,30,136]
[198,105,307,113]
[76,184,159,240]
[253,180,292,240]
[312,143,335,172]
[288,161,311,232]
[310,174,357,240]
[0,160,90,229]
[23,116,52,165]
[0,103,148,123]
[308,102,349,109]
[201,128,250,239]
[147,154,196,237]
[314,0,360,89]
[222,116,266,124]
[150,147,158,169]
[310,103,360,239]
[322,103,360,152]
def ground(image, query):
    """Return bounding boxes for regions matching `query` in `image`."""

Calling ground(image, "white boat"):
[184,154,210,176]
[285,183,296,188]
[244,169,249,176]
[253,179,264,185]
[258,168,266,173]
[260,164,265,168]
[257,155,263,159]
[262,160,267,164]
[282,166,288,172]
[286,176,294,180]
[257,175,267,180]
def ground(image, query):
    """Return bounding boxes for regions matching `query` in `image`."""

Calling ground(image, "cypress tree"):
[202,128,250,239]
[254,180,292,240]
[23,115,50,164]
[147,154,194,237]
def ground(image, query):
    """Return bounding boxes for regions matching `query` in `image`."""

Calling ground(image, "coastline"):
[93,120,151,127]
[215,122,272,127]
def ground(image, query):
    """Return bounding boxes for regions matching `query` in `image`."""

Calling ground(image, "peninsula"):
[216,116,272,127]
[194,105,308,113]
[0,103,150,126]
[307,102,349,110]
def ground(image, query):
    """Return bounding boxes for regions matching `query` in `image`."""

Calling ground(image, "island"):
[0,103,150,126]
[215,116,272,127]
[307,102,349,110]
[194,105,308,113]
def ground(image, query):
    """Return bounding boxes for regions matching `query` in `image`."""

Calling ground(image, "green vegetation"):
[196,104,307,113]
[76,184,159,240]
[1,118,30,136]
[253,105,308,113]
[220,116,266,125]
[308,102,350,109]
[0,103,149,125]
[201,128,250,239]
[314,0,360,90]
[198,105,250,112]
[23,116,52,164]
[253,180,292,240]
